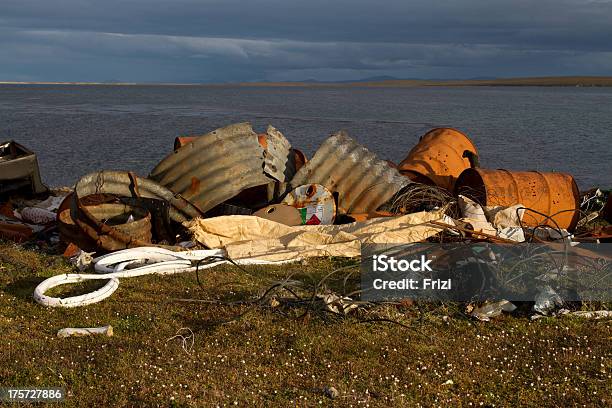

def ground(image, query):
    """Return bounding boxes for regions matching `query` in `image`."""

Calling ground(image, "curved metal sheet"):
[74,171,202,222]
[58,203,152,252]
[150,123,295,213]
[262,125,297,182]
[289,131,410,214]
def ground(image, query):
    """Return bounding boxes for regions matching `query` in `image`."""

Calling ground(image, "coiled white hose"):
[33,247,291,308]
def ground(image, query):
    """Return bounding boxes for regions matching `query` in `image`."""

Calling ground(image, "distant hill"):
[237,76,612,87]
[3,76,612,87]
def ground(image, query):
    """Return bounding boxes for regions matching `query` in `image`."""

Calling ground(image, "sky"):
[1,0,612,83]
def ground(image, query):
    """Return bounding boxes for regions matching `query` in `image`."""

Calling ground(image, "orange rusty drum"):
[398,128,478,191]
[455,168,580,231]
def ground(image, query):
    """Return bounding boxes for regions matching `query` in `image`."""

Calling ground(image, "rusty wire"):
[382,183,458,217]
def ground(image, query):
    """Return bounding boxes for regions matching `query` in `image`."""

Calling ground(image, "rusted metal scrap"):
[0,140,48,195]
[150,123,297,214]
[62,171,203,252]
[288,131,410,214]
[74,171,202,222]
[455,168,580,231]
[260,125,298,183]
[282,183,336,225]
[58,201,152,252]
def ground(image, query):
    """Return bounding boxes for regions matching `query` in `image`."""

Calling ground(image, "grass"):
[0,241,610,407]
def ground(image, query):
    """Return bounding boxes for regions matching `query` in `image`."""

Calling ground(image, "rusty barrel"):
[58,201,152,251]
[398,128,478,191]
[455,168,580,231]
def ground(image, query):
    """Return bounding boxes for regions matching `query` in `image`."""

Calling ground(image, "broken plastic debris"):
[70,249,96,271]
[319,293,359,314]
[533,285,564,315]
[57,325,113,338]
[485,204,525,228]
[568,310,612,319]
[33,195,66,212]
[497,226,525,242]
[20,207,56,225]
[470,300,517,321]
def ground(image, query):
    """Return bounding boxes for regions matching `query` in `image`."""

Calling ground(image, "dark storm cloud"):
[1,0,611,82]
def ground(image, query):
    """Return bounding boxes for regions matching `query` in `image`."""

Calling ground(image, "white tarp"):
[185,210,448,261]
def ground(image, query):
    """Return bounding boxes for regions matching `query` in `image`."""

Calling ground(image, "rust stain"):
[190,176,201,194]
[257,133,268,149]
[293,149,308,172]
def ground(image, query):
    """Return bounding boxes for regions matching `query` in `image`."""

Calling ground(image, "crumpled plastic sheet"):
[458,195,526,242]
[185,210,448,262]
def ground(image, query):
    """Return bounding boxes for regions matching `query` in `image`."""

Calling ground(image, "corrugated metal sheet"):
[74,171,202,222]
[262,125,296,182]
[289,131,410,214]
[150,123,295,214]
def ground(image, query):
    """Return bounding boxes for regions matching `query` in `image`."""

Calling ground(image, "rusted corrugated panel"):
[150,123,295,214]
[74,171,202,222]
[70,171,200,251]
[262,125,297,182]
[289,131,410,214]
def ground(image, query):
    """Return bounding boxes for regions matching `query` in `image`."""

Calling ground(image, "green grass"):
[0,241,610,407]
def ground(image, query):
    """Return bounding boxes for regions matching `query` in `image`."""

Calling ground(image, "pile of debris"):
[1,124,610,316]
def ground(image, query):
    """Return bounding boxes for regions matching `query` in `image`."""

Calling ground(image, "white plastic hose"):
[34,247,292,308]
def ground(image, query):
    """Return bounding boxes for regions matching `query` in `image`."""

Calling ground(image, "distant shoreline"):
[1,76,612,87]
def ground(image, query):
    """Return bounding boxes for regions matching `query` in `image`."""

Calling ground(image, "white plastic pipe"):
[33,247,294,308]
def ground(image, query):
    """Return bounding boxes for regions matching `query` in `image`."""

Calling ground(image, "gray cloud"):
[1,0,611,82]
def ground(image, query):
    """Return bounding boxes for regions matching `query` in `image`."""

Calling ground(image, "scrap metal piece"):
[253,204,302,226]
[0,221,34,243]
[74,171,202,222]
[67,171,203,252]
[58,202,153,252]
[261,125,297,182]
[150,123,296,213]
[289,131,410,214]
[0,140,48,195]
[282,184,336,225]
